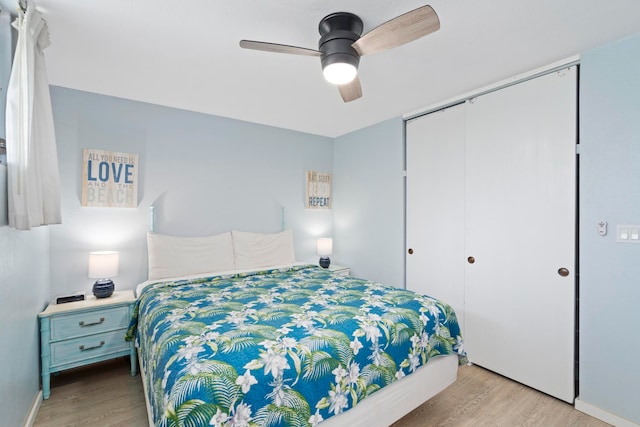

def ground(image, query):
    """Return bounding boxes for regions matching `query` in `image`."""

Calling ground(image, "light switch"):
[617,225,640,243]
[621,229,629,240]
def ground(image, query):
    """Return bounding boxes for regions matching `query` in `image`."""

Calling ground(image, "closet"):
[406,67,577,403]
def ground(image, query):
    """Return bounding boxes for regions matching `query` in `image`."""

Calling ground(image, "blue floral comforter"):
[126,265,466,427]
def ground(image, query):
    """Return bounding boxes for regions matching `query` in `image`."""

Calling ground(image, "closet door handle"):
[558,267,570,277]
[408,248,414,255]
[467,256,475,264]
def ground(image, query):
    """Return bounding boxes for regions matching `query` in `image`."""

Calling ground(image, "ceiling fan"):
[239,5,440,103]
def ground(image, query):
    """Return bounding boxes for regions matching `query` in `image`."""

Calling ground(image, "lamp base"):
[93,279,115,298]
[319,256,331,269]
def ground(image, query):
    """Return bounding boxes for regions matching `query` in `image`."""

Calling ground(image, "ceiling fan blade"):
[239,40,321,57]
[338,77,362,102]
[352,5,440,56]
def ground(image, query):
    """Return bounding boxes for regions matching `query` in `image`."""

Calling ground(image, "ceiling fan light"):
[323,62,357,85]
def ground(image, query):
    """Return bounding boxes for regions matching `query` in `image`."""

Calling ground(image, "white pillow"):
[232,229,295,269]
[147,232,235,280]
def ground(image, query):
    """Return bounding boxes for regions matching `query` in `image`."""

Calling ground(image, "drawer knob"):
[79,317,105,327]
[79,341,105,351]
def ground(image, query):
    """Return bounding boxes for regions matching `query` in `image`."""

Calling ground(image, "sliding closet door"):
[406,104,466,334]
[464,67,576,403]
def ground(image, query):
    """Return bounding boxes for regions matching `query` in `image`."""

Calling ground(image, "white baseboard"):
[575,397,639,427]
[23,390,42,427]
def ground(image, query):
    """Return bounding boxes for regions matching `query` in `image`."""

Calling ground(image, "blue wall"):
[333,117,405,287]
[0,169,50,427]
[48,87,333,297]
[579,34,640,424]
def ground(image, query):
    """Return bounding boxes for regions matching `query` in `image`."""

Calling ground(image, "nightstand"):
[38,290,137,399]
[327,264,350,277]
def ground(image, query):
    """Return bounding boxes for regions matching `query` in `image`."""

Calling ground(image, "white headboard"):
[149,205,287,233]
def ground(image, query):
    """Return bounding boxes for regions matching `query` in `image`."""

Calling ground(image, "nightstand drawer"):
[49,306,129,340]
[332,269,350,277]
[328,265,350,277]
[50,329,129,367]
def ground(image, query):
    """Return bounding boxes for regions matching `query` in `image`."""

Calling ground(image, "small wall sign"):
[81,148,138,208]
[306,170,331,209]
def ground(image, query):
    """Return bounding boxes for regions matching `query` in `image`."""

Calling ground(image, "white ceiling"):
[3,0,640,137]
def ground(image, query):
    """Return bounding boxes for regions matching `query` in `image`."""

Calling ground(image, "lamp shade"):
[316,238,333,256]
[88,251,119,279]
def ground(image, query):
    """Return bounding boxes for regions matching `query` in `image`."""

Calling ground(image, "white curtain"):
[5,4,61,230]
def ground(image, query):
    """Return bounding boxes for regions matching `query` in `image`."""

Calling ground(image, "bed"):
[126,230,467,427]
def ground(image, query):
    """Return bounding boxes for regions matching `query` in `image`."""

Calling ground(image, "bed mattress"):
[127,265,466,427]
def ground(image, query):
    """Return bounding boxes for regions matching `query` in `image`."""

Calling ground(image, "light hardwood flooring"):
[33,358,146,427]
[34,358,610,427]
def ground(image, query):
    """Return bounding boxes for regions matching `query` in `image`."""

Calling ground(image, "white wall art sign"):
[81,148,138,208]
[306,170,331,209]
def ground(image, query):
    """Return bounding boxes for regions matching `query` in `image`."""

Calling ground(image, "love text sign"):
[81,148,138,208]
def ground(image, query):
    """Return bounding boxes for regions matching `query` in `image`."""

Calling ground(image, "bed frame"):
[139,352,458,427]
[149,206,288,233]
[141,207,460,425]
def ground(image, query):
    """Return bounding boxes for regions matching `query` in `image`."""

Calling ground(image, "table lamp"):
[317,238,333,268]
[88,251,119,298]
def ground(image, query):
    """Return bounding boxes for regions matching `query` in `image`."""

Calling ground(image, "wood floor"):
[34,358,610,427]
